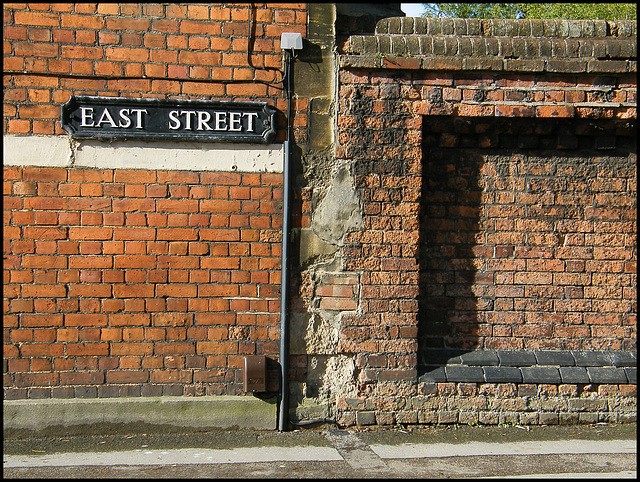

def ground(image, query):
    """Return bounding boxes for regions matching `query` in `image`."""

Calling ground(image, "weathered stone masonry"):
[3,5,637,428]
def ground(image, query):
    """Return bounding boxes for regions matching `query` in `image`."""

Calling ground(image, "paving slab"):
[369,439,636,459]
[3,446,342,468]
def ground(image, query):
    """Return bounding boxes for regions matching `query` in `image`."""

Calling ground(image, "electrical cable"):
[246,3,285,86]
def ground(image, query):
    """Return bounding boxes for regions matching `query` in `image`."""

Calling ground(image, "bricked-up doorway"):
[418,116,637,374]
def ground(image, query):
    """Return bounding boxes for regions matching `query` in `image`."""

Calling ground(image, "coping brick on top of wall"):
[375,17,637,38]
[342,18,637,74]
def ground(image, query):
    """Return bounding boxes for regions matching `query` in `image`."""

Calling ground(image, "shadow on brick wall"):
[417,115,637,374]
[418,116,485,368]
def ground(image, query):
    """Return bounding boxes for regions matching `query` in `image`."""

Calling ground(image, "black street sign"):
[61,96,277,143]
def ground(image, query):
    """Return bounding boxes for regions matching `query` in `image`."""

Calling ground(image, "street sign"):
[61,96,277,143]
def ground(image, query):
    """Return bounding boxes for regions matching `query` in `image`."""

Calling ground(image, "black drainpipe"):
[279,46,294,432]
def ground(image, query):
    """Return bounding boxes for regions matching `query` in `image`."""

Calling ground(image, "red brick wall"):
[3,2,307,138]
[4,166,284,398]
[419,115,636,352]
[3,6,636,424]
[323,17,637,427]
[3,3,308,399]
[333,65,636,420]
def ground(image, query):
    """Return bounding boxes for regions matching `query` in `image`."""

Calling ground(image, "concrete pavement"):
[4,422,636,478]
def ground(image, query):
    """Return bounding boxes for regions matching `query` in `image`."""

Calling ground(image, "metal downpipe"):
[278,49,293,432]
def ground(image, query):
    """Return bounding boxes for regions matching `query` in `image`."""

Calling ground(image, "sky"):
[401,3,426,17]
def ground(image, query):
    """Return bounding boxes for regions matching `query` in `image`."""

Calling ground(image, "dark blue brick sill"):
[418,349,637,385]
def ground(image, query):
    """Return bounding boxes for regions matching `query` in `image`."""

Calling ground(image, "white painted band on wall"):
[3,134,284,173]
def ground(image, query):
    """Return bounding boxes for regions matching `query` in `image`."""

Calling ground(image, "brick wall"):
[3,6,637,426]
[3,2,308,140]
[3,3,308,400]
[4,166,284,398]
[330,17,636,426]
[419,115,636,353]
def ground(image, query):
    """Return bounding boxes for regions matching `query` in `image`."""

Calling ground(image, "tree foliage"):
[421,3,637,20]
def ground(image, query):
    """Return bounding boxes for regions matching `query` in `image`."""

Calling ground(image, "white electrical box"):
[280,32,303,50]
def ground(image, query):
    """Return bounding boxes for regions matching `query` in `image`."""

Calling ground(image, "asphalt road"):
[4,422,637,479]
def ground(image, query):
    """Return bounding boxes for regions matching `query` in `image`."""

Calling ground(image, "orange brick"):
[106,17,150,31]
[68,227,112,240]
[181,19,221,35]
[97,3,120,15]
[105,47,148,62]
[155,342,195,355]
[7,119,31,133]
[196,341,239,355]
[110,343,153,356]
[19,343,64,357]
[536,105,575,117]
[22,284,67,298]
[150,369,192,384]
[57,328,79,342]
[8,359,30,372]
[3,25,28,40]
[18,104,60,119]
[495,104,535,117]
[65,342,109,356]
[119,357,142,370]
[20,314,64,328]
[75,29,96,44]
[4,87,27,102]
[142,4,163,16]
[14,11,60,27]
[32,120,56,134]
[60,14,104,29]
[178,50,220,66]
[106,371,149,384]
[66,282,112,298]
[152,18,179,33]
